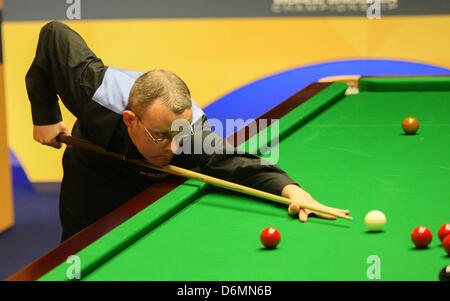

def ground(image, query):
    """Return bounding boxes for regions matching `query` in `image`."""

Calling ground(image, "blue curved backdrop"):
[203,59,450,137]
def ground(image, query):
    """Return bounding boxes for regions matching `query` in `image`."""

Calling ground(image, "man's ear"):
[123,110,137,128]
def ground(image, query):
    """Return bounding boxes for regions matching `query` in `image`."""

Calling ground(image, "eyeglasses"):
[135,112,194,145]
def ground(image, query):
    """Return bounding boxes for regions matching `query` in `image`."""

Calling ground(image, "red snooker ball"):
[260,227,281,249]
[438,223,450,242]
[402,117,419,135]
[411,226,432,249]
[443,236,450,256]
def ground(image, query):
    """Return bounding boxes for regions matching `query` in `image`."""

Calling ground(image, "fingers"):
[42,140,62,149]
[334,208,350,214]
[288,203,300,216]
[299,209,338,222]
[48,130,71,149]
[33,122,71,149]
[61,127,71,137]
[314,212,337,220]
[294,208,349,222]
[310,206,349,220]
[299,209,309,223]
[36,138,59,149]
[288,199,351,223]
[291,205,336,222]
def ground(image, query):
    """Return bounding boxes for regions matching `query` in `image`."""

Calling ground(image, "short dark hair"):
[128,69,192,115]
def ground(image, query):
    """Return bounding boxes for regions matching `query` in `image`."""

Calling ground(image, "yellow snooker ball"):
[365,210,386,232]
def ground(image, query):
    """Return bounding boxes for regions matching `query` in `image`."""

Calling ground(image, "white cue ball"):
[365,210,386,232]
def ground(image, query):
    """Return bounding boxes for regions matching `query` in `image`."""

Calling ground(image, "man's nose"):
[165,140,177,153]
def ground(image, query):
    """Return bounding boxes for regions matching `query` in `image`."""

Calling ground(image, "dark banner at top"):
[4,0,450,21]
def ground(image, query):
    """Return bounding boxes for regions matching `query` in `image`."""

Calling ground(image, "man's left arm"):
[173,125,350,221]
[199,152,349,222]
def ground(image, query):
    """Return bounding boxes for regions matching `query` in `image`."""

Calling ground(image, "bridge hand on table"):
[282,184,350,222]
[288,200,350,222]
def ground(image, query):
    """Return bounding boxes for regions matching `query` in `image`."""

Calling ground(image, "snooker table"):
[8,75,450,281]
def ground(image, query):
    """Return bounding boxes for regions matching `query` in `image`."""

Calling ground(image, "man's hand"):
[33,121,71,149]
[281,184,350,222]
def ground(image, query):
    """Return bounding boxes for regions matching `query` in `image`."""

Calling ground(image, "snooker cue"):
[56,134,352,221]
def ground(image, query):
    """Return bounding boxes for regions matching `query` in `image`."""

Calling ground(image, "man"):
[27,21,349,242]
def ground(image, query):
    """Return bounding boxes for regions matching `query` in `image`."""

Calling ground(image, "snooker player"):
[26,21,350,242]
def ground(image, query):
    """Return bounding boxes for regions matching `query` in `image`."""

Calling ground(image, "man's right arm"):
[25,21,107,148]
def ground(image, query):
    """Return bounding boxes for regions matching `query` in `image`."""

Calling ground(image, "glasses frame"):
[134,112,194,145]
